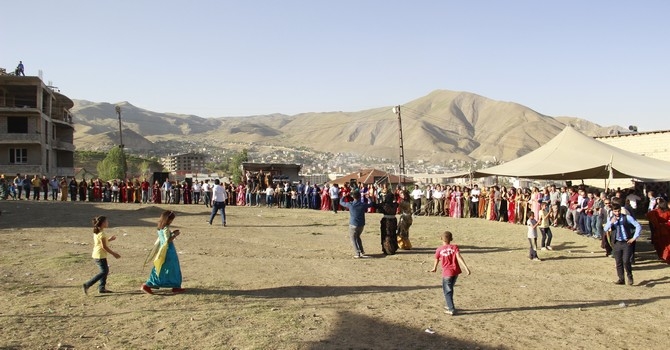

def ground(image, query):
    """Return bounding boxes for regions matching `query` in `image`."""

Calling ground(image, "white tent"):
[473,126,670,182]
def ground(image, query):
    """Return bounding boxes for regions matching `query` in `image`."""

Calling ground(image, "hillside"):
[71,90,622,162]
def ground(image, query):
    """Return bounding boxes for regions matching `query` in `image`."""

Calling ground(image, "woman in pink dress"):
[531,187,541,220]
[450,186,462,218]
[320,185,331,211]
[236,183,246,206]
[507,187,516,223]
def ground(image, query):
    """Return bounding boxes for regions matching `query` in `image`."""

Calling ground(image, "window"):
[10,148,28,164]
[8,117,28,133]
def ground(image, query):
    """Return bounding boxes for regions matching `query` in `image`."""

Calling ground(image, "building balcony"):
[52,141,75,152]
[0,133,41,144]
[1,164,44,175]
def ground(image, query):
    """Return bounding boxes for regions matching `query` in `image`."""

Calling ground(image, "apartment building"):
[162,152,206,176]
[0,75,75,178]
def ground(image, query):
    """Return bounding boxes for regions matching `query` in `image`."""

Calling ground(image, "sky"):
[2,1,669,131]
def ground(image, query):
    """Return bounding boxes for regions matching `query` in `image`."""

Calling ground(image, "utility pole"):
[115,105,124,149]
[393,106,406,184]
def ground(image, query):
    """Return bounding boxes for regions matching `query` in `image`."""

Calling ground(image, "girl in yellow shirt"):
[83,216,120,294]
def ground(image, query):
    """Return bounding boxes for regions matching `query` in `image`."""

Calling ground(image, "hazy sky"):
[3,1,668,130]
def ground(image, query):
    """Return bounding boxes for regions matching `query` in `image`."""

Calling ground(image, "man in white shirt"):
[470,185,481,218]
[265,185,275,207]
[192,181,201,204]
[432,185,444,216]
[202,180,211,208]
[329,184,340,213]
[411,186,423,215]
[208,179,228,226]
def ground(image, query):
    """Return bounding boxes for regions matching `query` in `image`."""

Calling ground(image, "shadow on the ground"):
[456,294,670,316]
[192,284,438,298]
[302,310,501,350]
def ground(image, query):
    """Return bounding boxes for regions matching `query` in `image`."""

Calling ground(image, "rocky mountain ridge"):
[70,90,622,163]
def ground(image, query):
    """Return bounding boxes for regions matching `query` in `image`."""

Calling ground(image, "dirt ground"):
[0,200,668,350]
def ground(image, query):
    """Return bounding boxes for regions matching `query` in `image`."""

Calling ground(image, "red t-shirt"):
[435,244,462,277]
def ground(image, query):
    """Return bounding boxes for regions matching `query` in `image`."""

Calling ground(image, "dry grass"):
[0,200,668,350]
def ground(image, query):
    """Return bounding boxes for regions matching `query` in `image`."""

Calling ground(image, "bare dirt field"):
[0,200,668,350]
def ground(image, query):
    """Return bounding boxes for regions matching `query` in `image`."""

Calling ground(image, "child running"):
[428,231,471,316]
[83,216,121,295]
[527,211,541,261]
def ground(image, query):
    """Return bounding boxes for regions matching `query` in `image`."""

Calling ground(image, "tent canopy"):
[473,126,670,182]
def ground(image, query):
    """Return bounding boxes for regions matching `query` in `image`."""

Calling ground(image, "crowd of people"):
[29,170,664,316]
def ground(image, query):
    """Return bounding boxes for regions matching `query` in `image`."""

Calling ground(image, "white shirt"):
[202,183,210,192]
[411,189,423,200]
[626,193,641,209]
[329,186,339,199]
[212,184,227,202]
[433,190,443,199]
[192,183,201,192]
[471,188,480,202]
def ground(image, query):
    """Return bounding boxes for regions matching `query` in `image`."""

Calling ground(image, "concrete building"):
[0,75,75,179]
[595,130,670,162]
[161,152,206,176]
[592,130,670,191]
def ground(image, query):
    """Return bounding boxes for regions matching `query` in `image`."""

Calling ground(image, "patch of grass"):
[51,252,89,266]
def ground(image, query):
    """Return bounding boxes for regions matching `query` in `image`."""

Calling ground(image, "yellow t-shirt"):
[92,232,108,259]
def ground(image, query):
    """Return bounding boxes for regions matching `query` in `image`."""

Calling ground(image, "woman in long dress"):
[487,187,497,221]
[377,193,399,255]
[141,210,185,294]
[499,186,509,222]
[507,187,517,223]
[450,186,462,218]
[320,185,331,211]
[531,187,541,220]
[236,183,246,206]
[397,190,413,250]
[152,181,162,204]
[647,197,670,264]
[478,187,488,218]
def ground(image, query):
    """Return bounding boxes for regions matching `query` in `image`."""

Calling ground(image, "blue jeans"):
[540,227,552,248]
[84,258,109,291]
[209,201,226,225]
[349,225,365,255]
[442,276,458,312]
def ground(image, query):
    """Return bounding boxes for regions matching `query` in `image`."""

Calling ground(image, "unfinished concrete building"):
[0,75,75,178]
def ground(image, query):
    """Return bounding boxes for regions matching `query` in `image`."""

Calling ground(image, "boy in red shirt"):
[428,231,471,315]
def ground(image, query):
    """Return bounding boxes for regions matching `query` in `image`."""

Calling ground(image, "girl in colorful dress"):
[141,211,185,295]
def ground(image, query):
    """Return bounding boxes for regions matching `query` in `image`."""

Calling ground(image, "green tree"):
[228,149,248,183]
[97,146,128,180]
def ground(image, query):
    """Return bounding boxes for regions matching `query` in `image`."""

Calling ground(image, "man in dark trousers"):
[339,191,374,259]
[603,203,641,286]
[16,61,25,76]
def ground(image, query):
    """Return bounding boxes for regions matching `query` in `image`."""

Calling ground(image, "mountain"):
[71,90,622,162]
